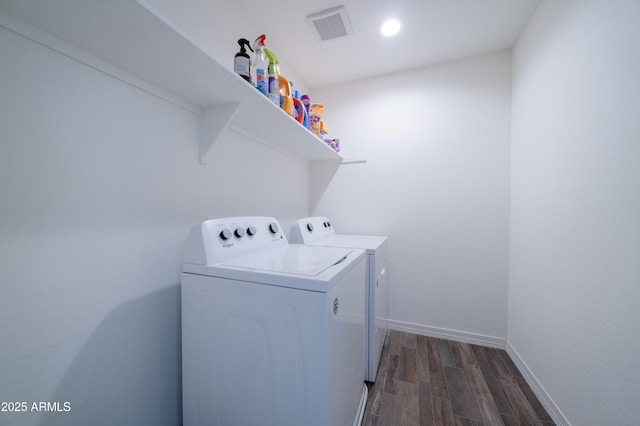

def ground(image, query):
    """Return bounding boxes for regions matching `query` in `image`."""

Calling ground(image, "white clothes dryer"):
[290,217,389,382]
[181,217,367,426]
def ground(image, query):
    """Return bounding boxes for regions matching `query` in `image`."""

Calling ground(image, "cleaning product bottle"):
[264,47,281,105]
[300,94,311,129]
[263,46,294,114]
[234,38,254,83]
[277,76,294,115]
[252,34,269,96]
[309,103,324,136]
[292,90,307,126]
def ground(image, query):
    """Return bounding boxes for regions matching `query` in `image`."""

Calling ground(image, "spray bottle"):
[264,47,281,106]
[264,47,294,114]
[234,38,254,83]
[252,35,269,96]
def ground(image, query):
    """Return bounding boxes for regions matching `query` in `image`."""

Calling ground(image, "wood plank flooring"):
[363,330,555,426]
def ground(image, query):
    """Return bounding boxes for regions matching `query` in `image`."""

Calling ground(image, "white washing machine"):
[290,217,389,382]
[181,216,367,426]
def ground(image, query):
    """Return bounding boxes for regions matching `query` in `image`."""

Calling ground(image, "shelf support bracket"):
[199,102,242,164]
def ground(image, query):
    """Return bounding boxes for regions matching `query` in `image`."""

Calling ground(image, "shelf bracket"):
[341,158,367,165]
[199,102,242,164]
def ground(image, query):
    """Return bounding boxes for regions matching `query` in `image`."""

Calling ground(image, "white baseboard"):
[506,341,571,426]
[387,319,506,349]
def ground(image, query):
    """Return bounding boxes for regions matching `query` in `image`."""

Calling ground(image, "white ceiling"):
[235,0,541,89]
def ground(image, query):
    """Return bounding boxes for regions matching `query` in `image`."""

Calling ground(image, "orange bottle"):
[278,75,293,116]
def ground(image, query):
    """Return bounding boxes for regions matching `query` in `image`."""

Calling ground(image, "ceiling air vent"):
[307,5,353,42]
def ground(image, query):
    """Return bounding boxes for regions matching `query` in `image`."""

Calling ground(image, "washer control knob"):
[268,223,279,234]
[219,228,232,241]
[306,223,314,232]
[246,226,257,236]
[234,227,245,238]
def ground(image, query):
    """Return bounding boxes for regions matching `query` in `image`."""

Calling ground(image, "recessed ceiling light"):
[380,18,402,36]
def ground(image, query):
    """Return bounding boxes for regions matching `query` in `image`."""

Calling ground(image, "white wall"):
[508,0,640,424]
[310,51,512,346]
[0,16,308,426]
[143,0,309,94]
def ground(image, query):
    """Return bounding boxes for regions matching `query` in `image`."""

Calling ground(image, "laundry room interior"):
[1,0,638,425]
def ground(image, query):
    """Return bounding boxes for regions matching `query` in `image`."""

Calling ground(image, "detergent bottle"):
[252,35,269,97]
[300,94,311,129]
[234,38,254,83]
[264,47,281,106]
[278,76,294,116]
[292,90,308,126]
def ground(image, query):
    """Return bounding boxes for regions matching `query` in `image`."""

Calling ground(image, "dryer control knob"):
[306,223,314,232]
[219,228,232,241]
[246,226,257,236]
[234,227,245,238]
[269,223,279,234]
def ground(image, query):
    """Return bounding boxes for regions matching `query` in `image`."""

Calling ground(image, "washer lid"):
[221,245,353,276]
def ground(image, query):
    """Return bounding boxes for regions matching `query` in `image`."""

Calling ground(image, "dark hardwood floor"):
[363,330,555,426]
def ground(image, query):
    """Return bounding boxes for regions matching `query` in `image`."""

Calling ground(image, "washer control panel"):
[184,216,287,265]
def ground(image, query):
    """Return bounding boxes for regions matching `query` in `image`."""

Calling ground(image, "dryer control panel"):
[183,216,287,265]
[290,216,336,244]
